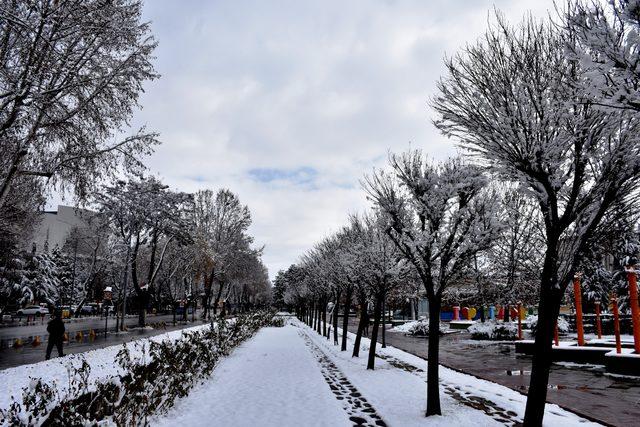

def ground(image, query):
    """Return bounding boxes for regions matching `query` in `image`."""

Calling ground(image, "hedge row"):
[1,311,278,426]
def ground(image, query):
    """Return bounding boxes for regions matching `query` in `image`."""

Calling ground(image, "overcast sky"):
[129,0,556,279]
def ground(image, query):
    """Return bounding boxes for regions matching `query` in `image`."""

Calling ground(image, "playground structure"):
[447,303,528,336]
[516,266,640,375]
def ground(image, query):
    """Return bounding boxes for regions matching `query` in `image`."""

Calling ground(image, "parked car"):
[17,305,50,316]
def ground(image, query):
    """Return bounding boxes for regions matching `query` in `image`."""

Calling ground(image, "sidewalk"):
[156,320,599,426]
[155,323,352,427]
[376,323,640,427]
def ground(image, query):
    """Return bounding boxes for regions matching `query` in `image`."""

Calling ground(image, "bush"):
[394,320,449,336]
[468,320,518,340]
[268,316,286,327]
[528,315,569,336]
[0,310,277,426]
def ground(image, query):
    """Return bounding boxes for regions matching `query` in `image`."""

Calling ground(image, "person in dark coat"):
[45,311,65,360]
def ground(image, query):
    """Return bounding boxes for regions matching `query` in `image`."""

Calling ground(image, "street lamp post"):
[103,287,113,339]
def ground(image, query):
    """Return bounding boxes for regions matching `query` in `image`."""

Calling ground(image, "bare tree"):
[94,176,193,327]
[564,0,640,111]
[364,153,501,416]
[193,189,252,319]
[487,188,544,307]
[0,0,159,209]
[432,13,640,424]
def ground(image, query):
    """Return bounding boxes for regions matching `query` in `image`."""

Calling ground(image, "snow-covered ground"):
[389,319,451,335]
[155,324,352,427]
[155,319,601,426]
[0,323,210,410]
[389,320,421,333]
[2,317,605,426]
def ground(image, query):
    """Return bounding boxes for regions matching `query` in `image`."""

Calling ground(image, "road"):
[349,320,640,427]
[0,313,206,370]
[0,313,182,343]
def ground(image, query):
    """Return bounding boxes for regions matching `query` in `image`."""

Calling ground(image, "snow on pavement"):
[321,322,601,426]
[300,323,503,427]
[158,319,595,426]
[0,323,210,410]
[155,324,352,427]
[2,318,604,426]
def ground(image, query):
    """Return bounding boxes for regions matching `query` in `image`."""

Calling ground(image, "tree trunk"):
[524,278,562,425]
[147,229,158,284]
[341,288,352,351]
[367,295,383,370]
[311,303,315,329]
[333,291,341,345]
[353,297,369,357]
[322,301,328,337]
[381,296,387,348]
[0,149,27,209]
[138,308,145,327]
[212,282,225,316]
[426,296,442,416]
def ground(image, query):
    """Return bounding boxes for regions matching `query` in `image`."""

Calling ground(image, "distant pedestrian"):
[45,311,65,360]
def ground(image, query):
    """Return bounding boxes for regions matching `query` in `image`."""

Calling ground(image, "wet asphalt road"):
[0,313,206,369]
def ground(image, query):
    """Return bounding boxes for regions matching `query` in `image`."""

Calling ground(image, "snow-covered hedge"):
[528,315,569,336]
[268,316,286,327]
[468,320,518,340]
[0,311,277,426]
[392,320,449,336]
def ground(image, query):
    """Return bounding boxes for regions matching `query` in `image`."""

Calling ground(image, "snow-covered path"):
[155,324,353,427]
[156,319,602,427]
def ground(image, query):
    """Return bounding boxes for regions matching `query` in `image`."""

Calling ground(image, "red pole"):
[573,274,585,346]
[612,294,622,354]
[595,301,602,340]
[626,266,640,354]
[517,301,522,340]
[554,321,559,346]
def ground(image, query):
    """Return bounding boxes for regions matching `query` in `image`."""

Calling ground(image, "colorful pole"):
[517,301,523,340]
[626,266,640,354]
[554,321,559,346]
[612,294,622,354]
[453,305,460,321]
[573,273,585,346]
[595,300,602,340]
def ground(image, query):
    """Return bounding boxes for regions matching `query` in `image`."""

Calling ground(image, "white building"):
[27,205,98,254]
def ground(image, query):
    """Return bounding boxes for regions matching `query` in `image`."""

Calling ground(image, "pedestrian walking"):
[45,311,65,360]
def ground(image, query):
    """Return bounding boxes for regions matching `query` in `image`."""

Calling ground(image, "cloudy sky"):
[131,0,555,279]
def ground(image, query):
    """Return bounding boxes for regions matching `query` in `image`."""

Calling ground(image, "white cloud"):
[125,0,557,279]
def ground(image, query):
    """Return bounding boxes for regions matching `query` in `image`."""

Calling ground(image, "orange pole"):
[517,301,522,340]
[612,294,622,354]
[554,321,559,346]
[595,301,602,340]
[626,266,640,354]
[573,274,585,346]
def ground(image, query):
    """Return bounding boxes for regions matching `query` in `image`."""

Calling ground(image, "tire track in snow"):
[298,329,388,427]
